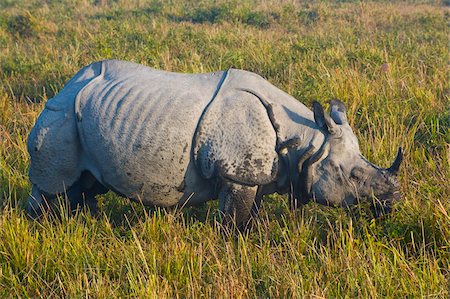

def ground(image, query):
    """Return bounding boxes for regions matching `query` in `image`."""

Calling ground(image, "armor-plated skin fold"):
[27,60,402,226]
[75,60,224,207]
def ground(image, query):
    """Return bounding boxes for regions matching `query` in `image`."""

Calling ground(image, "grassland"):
[0,0,449,297]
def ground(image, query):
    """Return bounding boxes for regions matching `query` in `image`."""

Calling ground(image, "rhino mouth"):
[370,189,401,217]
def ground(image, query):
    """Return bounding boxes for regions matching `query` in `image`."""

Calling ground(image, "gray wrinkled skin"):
[27,60,402,226]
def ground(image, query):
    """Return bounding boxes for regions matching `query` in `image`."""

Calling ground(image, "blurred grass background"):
[0,0,449,297]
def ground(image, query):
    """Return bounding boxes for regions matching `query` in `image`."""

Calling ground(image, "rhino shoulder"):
[194,79,278,186]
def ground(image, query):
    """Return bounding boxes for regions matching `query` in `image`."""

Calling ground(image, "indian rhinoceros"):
[27,60,403,227]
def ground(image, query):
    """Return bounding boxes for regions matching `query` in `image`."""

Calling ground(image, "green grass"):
[0,0,449,297]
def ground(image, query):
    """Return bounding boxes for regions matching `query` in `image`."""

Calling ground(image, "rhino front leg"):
[219,180,258,231]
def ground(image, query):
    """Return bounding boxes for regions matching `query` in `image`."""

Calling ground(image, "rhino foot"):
[27,185,55,219]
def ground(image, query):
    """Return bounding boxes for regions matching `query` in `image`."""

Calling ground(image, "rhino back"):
[77,60,224,206]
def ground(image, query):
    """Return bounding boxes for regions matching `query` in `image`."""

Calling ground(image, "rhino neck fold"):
[276,132,328,208]
[295,135,329,206]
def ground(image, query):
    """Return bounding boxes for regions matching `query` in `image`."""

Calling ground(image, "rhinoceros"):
[27,60,403,226]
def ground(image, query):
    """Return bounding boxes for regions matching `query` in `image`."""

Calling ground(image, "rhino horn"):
[313,101,341,136]
[330,99,347,125]
[387,147,403,175]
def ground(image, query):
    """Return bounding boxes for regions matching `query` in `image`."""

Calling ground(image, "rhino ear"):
[330,99,347,125]
[313,101,341,135]
[313,101,326,128]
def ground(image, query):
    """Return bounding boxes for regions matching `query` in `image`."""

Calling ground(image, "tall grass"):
[1,0,449,297]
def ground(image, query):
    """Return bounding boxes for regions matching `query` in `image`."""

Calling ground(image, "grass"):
[0,0,449,297]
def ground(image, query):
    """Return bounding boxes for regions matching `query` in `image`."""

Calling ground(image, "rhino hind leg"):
[219,180,258,231]
[65,171,108,215]
[27,185,57,219]
[27,171,108,218]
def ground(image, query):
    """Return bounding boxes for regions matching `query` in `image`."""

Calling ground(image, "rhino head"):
[297,100,403,215]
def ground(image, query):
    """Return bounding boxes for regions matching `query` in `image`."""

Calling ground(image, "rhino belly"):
[76,60,224,206]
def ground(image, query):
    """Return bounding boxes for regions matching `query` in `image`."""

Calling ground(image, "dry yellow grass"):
[0,0,449,297]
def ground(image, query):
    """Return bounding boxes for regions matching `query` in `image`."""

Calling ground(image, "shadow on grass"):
[96,191,218,229]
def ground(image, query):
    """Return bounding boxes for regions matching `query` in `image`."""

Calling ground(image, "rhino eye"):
[350,167,364,181]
